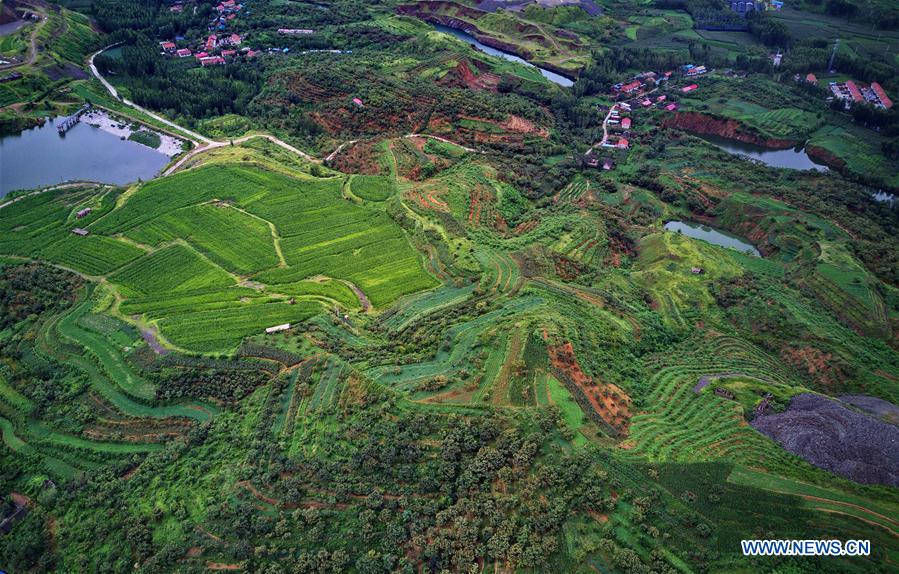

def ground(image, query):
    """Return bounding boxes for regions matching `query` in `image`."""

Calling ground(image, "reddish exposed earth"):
[545,339,631,433]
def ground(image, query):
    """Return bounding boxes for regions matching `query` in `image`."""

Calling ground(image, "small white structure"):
[265,323,291,334]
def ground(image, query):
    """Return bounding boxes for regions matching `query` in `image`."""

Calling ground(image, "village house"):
[206,34,217,51]
[681,84,698,93]
[830,80,863,106]
[76,207,92,218]
[221,49,237,58]
[176,48,192,58]
[169,3,183,12]
[665,103,679,112]
[159,41,176,53]
[714,387,735,400]
[621,117,632,130]
[228,33,242,46]
[805,73,817,84]
[863,82,892,109]
[686,65,707,77]
[619,80,642,94]
[200,55,225,66]
[617,138,629,149]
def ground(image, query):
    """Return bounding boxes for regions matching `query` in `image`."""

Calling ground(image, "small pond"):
[433,24,574,87]
[699,134,828,172]
[665,220,761,257]
[0,116,171,197]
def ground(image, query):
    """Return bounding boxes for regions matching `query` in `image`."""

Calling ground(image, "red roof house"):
[617,138,629,149]
[200,56,225,66]
[176,48,192,57]
[221,49,236,57]
[620,81,641,93]
[206,35,217,50]
[229,34,242,45]
[871,82,892,109]
[845,81,863,103]
[160,41,176,51]
[621,117,631,129]
[805,73,817,84]
[681,84,698,93]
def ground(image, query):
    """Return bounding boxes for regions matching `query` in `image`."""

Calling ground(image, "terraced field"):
[624,335,798,467]
[1,164,437,352]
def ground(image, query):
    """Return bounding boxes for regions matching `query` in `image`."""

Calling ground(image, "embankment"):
[664,112,797,149]
[396,2,578,81]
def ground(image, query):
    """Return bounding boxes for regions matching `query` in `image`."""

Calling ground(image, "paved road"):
[89,46,481,176]
[0,2,48,71]
[89,46,213,145]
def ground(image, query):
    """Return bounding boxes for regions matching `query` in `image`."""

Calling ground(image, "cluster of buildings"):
[158,0,258,66]
[728,0,782,15]
[611,70,672,99]
[683,64,707,77]
[829,80,893,110]
[612,65,705,101]
[210,0,244,31]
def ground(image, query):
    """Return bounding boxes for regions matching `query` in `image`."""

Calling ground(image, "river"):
[433,24,574,87]
[699,134,828,172]
[0,116,171,197]
[665,221,760,256]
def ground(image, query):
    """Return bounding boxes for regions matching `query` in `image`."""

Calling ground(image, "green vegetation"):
[126,129,161,150]
[1,0,898,572]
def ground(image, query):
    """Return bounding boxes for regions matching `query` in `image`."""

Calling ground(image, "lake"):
[700,134,828,172]
[665,221,760,256]
[0,116,171,197]
[433,24,574,87]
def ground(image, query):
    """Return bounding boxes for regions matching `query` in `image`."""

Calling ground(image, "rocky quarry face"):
[752,393,899,487]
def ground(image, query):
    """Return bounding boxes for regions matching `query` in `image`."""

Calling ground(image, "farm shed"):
[265,323,291,334]
[71,228,89,236]
[76,208,92,218]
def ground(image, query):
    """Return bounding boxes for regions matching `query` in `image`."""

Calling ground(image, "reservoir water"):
[0,116,171,197]
[433,24,574,87]
[665,221,760,256]
[700,134,828,172]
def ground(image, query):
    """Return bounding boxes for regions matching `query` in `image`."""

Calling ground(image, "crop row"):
[110,243,235,296]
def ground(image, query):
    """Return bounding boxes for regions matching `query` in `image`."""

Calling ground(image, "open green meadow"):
[1,0,898,571]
